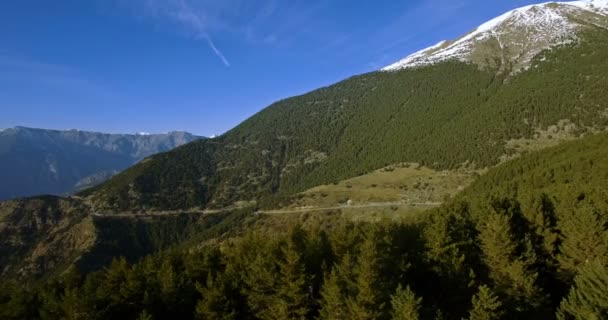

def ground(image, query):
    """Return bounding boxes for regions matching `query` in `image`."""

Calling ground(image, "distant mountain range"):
[0,127,202,200]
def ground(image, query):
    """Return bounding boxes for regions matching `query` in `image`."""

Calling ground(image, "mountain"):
[0,127,202,200]
[1,2,608,317]
[383,0,608,72]
[82,0,608,213]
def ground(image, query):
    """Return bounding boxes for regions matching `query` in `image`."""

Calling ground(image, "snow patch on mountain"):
[382,0,608,72]
[568,0,608,13]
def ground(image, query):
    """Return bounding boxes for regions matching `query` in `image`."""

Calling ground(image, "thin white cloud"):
[138,0,232,67]
[204,35,230,67]
[120,0,330,65]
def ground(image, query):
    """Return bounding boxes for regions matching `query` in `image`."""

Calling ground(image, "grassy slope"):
[285,163,478,209]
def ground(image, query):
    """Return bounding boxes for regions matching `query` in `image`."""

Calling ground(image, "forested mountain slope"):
[86,26,608,212]
[0,195,256,280]
[3,128,607,320]
[459,129,608,214]
[0,127,201,200]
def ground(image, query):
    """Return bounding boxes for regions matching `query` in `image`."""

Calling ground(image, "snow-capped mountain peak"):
[382,0,608,72]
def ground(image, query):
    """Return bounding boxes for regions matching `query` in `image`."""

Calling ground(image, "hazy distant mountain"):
[0,127,202,200]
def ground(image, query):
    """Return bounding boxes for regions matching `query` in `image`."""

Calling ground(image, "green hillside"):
[85,29,608,212]
[4,129,607,320]
[459,130,608,215]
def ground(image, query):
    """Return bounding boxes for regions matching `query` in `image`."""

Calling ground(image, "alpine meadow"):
[1,1,608,319]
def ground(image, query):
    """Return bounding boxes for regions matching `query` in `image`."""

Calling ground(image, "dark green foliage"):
[469,285,503,320]
[318,265,349,320]
[76,208,258,275]
[390,285,422,320]
[556,260,608,320]
[421,204,480,317]
[195,274,241,320]
[556,205,608,281]
[347,234,385,319]
[478,210,544,313]
[460,132,608,217]
[86,30,608,212]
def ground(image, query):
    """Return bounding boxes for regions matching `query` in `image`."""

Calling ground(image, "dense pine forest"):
[83,29,608,212]
[2,132,607,320]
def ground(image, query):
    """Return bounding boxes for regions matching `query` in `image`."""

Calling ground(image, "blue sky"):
[1,0,542,136]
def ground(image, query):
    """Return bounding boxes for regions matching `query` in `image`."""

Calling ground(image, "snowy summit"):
[382,0,608,72]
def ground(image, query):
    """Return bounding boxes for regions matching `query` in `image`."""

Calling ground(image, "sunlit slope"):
[86,30,608,212]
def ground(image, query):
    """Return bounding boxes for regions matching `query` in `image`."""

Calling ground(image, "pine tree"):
[346,233,383,320]
[318,267,348,320]
[157,259,178,309]
[556,260,608,320]
[242,246,279,319]
[102,257,130,306]
[195,274,239,320]
[390,285,422,320]
[469,285,503,320]
[522,193,558,257]
[423,206,480,317]
[478,211,543,312]
[269,231,310,320]
[557,205,608,280]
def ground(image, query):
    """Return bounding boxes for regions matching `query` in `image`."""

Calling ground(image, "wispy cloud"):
[112,0,476,71]
[204,36,230,66]
[139,0,233,66]
[117,0,329,66]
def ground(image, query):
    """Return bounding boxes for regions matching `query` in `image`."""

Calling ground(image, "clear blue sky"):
[1,0,541,136]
